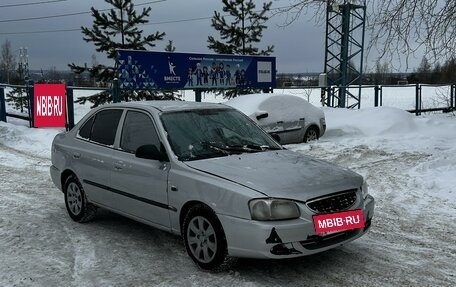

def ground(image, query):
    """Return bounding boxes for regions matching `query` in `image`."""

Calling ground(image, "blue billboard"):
[116,49,276,90]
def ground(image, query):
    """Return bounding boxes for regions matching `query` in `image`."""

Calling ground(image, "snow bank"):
[323,106,418,138]
[0,121,60,159]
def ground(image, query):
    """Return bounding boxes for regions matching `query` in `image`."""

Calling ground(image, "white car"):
[225,93,326,144]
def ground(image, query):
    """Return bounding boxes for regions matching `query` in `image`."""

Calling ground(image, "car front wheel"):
[183,204,232,271]
[64,175,97,223]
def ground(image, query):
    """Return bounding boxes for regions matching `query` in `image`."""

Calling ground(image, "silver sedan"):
[50,101,374,270]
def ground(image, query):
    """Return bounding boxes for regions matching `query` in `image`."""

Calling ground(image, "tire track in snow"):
[0,141,50,162]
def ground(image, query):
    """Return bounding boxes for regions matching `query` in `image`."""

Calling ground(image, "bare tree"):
[369,0,456,67]
[1,39,16,84]
[277,0,456,68]
[274,0,326,25]
[374,60,391,84]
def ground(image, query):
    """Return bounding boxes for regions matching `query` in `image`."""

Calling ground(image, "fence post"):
[27,80,34,127]
[326,86,331,107]
[415,83,421,116]
[0,86,6,122]
[380,85,383,106]
[194,89,202,102]
[112,78,120,103]
[66,82,74,130]
[452,84,455,109]
[374,85,379,107]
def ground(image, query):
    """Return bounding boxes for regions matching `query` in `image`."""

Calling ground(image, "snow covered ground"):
[0,90,455,286]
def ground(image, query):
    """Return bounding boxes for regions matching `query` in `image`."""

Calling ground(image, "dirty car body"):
[225,93,326,144]
[50,101,374,270]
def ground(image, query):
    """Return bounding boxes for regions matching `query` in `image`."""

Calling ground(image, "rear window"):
[78,116,94,140]
[78,109,123,146]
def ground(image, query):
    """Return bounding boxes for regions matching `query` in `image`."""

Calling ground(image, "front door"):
[110,110,171,228]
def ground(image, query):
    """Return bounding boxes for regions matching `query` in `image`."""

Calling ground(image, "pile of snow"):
[0,122,59,159]
[323,106,418,137]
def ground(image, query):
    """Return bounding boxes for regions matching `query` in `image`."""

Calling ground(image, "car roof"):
[103,100,230,112]
[225,93,308,115]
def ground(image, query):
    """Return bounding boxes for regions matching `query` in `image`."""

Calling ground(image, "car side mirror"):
[271,133,281,143]
[136,144,168,162]
[255,111,269,120]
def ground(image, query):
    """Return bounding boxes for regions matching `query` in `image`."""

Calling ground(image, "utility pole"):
[323,0,366,109]
[18,47,30,83]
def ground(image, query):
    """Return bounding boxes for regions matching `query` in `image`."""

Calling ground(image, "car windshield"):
[160,108,281,161]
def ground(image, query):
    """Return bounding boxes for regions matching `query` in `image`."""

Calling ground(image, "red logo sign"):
[34,84,66,128]
[313,209,365,235]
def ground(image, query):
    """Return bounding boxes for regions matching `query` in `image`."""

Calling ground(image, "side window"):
[78,115,95,140]
[120,111,160,153]
[90,109,123,146]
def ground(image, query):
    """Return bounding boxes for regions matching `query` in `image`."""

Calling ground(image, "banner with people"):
[116,49,276,90]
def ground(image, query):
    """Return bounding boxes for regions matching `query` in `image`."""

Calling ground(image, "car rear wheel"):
[304,126,319,143]
[64,175,97,223]
[183,204,233,271]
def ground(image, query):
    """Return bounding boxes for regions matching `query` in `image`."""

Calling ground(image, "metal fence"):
[1,82,455,129]
[0,81,111,129]
[274,83,456,115]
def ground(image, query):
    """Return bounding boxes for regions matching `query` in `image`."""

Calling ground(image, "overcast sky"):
[0,0,417,73]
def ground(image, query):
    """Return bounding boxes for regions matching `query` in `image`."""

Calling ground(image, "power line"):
[0,2,292,35]
[0,14,212,35]
[0,0,166,23]
[147,16,212,25]
[0,28,80,35]
[0,0,66,8]
[0,11,88,23]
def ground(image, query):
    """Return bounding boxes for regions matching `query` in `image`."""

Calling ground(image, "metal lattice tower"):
[324,0,366,108]
[18,47,30,81]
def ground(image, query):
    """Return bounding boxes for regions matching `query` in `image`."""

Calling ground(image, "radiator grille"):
[306,189,358,213]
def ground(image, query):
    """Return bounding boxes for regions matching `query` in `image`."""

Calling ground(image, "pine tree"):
[69,0,167,107]
[165,40,176,52]
[207,0,274,98]
[6,62,28,113]
[417,56,432,83]
[207,0,274,56]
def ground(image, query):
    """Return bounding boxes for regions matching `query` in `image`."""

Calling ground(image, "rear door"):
[73,109,123,204]
[258,96,305,143]
[110,109,171,228]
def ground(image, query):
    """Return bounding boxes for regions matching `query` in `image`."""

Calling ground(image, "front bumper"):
[218,194,374,259]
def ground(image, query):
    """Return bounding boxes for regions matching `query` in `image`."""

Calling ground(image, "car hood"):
[184,150,363,202]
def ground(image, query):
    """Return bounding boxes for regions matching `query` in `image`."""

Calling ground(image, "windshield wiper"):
[200,142,234,155]
[200,142,281,156]
[224,144,281,153]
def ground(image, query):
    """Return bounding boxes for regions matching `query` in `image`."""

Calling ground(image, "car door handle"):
[114,161,124,171]
[277,121,284,124]
[73,152,81,159]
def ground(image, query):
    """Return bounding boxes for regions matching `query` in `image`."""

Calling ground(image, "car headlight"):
[249,198,300,221]
[361,180,369,199]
